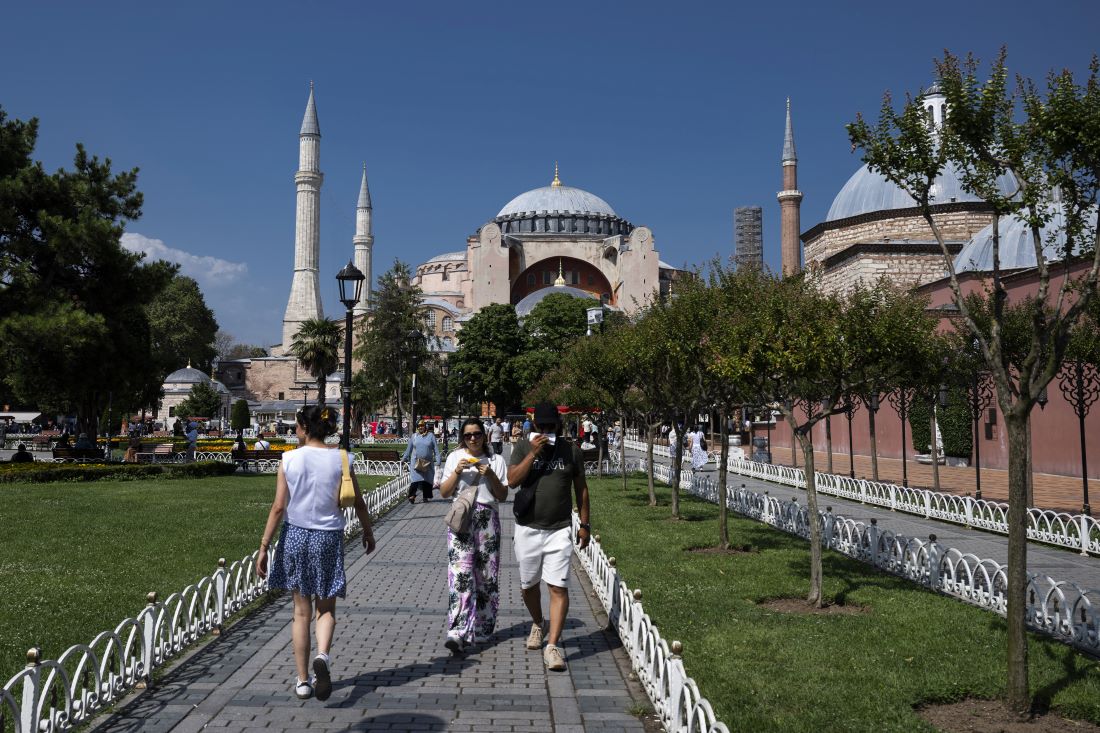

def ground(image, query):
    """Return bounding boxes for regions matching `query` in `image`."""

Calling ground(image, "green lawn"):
[586,475,1100,732]
[0,473,389,686]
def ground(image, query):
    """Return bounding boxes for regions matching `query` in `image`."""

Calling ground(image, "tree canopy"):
[290,318,341,406]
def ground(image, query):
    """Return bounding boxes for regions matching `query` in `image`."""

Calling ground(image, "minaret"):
[777,98,803,276]
[281,83,324,352]
[352,163,373,315]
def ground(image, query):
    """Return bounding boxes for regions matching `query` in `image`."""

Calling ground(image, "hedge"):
[907,386,972,460]
[0,461,239,484]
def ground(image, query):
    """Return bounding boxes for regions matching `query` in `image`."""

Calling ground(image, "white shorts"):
[514,524,573,589]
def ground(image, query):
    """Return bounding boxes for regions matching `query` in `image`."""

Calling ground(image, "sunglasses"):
[463,431,485,440]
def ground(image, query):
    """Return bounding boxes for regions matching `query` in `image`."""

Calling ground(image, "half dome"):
[498,185,617,218]
[954,206,1090,273]
[826,163,1018,222]
[515,286,598,317]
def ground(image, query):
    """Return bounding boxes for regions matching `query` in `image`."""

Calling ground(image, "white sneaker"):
[526,621,547,650]
[543,644,567,672]
[294,677,314,700]
[312,654,332,701]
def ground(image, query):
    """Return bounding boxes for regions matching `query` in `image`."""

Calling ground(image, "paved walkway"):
[91,496,649,732]
[627,447,1100,592]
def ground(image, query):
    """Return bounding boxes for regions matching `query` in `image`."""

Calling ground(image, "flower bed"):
[0,461,238,484]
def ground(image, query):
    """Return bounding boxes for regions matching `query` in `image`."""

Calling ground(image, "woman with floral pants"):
[439,418,509,653]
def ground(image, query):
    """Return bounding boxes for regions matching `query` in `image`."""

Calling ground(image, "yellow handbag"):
[338,450,356,508]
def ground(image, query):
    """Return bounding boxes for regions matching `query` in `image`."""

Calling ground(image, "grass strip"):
[0,472,389,685]
[586,475,1100,732]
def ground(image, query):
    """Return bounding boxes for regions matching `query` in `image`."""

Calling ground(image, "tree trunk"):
[930,407,941,492]
[316,376,327,406]
[792,424,800,469]
[1025,417,1035,507]
[868,408,879,482]
[646,424,656,505]
[717,409,729,550]
[799,430,824,608]
[825,416,834,474]
[1003,411,1031,713]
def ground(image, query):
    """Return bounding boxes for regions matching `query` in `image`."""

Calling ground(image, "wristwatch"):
[578,522,591,531]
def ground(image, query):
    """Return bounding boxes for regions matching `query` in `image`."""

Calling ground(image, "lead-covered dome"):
[498,185,617,218]
[164,366,212,385]
[954,205,1092,273]
[826,163,1018,222]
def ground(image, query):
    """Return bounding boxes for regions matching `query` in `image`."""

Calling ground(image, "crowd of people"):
[255,400,592,700]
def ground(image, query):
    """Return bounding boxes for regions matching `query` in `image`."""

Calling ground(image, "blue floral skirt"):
[268,522,346,599]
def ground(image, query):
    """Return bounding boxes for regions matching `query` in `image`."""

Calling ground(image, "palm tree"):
[289,318,342,406]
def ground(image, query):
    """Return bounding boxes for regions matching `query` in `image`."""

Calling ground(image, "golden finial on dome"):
[551,161,561,187]
[554,259,566,287]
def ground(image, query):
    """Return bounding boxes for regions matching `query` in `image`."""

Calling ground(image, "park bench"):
[31,435,53,450]
[51,448,107,462]
[231,449,284,462]
[361,450,402,463]
[136,443,179,463]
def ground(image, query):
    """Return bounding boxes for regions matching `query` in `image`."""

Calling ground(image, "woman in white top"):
[256,405,376,702]
[439,417,508,653]
[689,426,709,472]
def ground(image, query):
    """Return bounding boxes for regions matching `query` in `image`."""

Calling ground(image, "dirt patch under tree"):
[757,597,868,616]
[917,699,1100,733]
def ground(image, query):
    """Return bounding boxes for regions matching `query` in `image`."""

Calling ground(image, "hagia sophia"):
[156,83,1097,480]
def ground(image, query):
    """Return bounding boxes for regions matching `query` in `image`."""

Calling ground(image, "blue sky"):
[2,1,1096,346]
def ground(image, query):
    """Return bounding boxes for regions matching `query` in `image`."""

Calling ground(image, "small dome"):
[164,366,212,385]
[826,163,1017,221]
[498,185,616,218]
[515,286,598,317]
[211,379,230,395]
[954,206,1090,273]
[425,251,467,264]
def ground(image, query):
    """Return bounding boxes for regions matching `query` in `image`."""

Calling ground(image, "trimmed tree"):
[847,50,1100,711]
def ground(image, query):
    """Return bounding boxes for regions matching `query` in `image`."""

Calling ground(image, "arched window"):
[442,316,453,332]
[426,311,437,330]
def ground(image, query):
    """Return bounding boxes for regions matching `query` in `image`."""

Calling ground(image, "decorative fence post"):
[824,507,835,547]
[213,558,227,634]
[868,519,879,566]
[1079,515,1090,557]
[667,641,687,731]
[20,647,42,733]
[927,535,941,588]
[138,592,158,689]
[964,496,974,528]
[607,557,621,631]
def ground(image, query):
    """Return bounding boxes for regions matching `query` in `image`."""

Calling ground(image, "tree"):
[289,318,341,406]
[216,330,268,360]
[447,303,524,414]
[354,260,430,431]
[512,293,592,392]
[147,274,219,373]
[230,398,251,433]
[0,106,174,433]
[848,50,1100,712]
[175,381,222,421]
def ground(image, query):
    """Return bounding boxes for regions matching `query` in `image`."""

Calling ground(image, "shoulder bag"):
[338,450,357,508]
[445,471,481,534]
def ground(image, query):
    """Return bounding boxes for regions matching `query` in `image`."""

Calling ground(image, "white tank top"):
[282,446,345,531]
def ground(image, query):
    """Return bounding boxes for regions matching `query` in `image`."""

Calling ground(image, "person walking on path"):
[438,417,509,654]
[403,420,439,503]
[507,401,590,672]
[255,405,376,702]
[488,417,504,455]
[689,425,708,474]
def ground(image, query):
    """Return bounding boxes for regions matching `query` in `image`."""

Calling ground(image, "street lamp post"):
[844,395,860,479]
[887,388,914,487]
[820,398,834,474]
[1058,360,1099,515]
[966,372,993,500]
[294,385,311,409]
[866,391,881,482]
[441,359,451,455]
[336,261,366,451]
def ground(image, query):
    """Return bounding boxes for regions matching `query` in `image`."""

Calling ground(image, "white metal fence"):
[616,453,1100,659]
[623,438,1100,557]
[0,472,410,733]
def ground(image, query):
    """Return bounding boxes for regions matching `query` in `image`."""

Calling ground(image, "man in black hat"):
[507,400,590,672]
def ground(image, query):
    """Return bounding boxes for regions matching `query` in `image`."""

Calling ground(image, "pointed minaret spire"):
[353,162,374,316]
[777,98,803,277]
[357,162,371,209]
[782,97,797,163]
[554,258,566,287]
[300,81,320,137]
[551,162,562,187]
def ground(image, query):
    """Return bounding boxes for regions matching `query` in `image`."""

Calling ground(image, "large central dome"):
[497,167,617,218]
